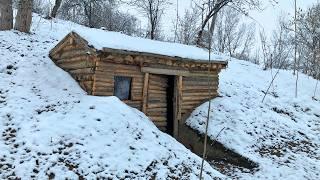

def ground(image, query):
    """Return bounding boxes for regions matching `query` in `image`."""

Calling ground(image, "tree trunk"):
[209,12,218,37]
[0,0,13,30]
[195,0,228,47]
[50,0,62,18]
[14,0,33,33]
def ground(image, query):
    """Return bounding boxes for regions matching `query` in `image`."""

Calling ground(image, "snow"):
[73,28,226,62]
[187,60,320,179]
[1,12,319,180]
[0,14,224,179]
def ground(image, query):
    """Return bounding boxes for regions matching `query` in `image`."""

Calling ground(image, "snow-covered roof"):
[72,28,227,63]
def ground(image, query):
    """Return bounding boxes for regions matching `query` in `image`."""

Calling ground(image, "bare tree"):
[193,0,262,47]
[259,30,271,70]
[128,0,171,40]
[0,0,13,30]
[270,16,293,69]
[50,0,63,18]
[295,3,320,79]
[175,6,200,45]
[59,0,141,36]
[15,0,33,33]
[32,0,47,15]
[210,7,256,59]
[60,0,117,28]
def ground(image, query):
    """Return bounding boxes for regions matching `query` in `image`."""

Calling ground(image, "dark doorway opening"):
[166,75,175,135]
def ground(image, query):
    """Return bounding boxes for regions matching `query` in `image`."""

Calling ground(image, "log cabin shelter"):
[49,29,227,138]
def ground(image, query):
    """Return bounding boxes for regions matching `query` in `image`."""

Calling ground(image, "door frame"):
[141,71,182,138]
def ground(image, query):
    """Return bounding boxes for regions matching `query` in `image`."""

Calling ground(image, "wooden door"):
[146,74,169,132]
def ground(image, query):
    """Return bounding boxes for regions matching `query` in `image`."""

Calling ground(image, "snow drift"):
[187,60,320,179]
[0,14,223,179]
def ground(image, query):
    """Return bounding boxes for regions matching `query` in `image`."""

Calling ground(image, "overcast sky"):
[121,0,318,39]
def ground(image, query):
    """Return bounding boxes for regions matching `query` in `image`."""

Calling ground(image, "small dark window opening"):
[114,76,132,100]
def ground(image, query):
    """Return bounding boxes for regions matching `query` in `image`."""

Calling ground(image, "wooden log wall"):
[181,75,219,120]
[94,58,144,110]
[50,34,224,134]
[50,36,95,94]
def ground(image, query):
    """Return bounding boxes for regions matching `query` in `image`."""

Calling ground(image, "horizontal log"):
[183,80,218,86]
[182,100,204,106]
[182,92,217,97]
[182,95,216,101]
[69,68,94,75]
[103,65,141,72]
[148,86,166,91]
[149,116,167,122]
[148,112,167,117]
[182,87,218,92]
[95,76,114,86]
[131,87,143,91]
[147,103,167,108]
[123,100,142,107]
[95,69,114,74]
[94,84,113,90]
[131,96,142,101]
[181,107,197,112]
[94,91,113,96]
[58,60,95,70]
[94,87,114,92]
[183,76,218,82]
[60,49,89,59]
[132,82,144,88]
[147,107,167,112]
[147,97,167,102]
[149,81,168,88]
[113,73,143,78]
[190,70,219,74]
[148,88,166,93]
[114,70,143,76]
[95,76,114,82]
[61,44,79,51]
[56,55,90,64]
[71,74,94,81]
[97,61,140,71]
[148,98,167,103]
[153,122,168,127]
[142,67,219,77]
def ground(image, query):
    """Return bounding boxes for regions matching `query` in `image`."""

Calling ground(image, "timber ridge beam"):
[141,67,218,77]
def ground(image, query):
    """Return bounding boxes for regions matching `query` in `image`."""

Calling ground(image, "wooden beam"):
[92,57,98,95]
[142,73,149,113]
[141,67,218,77]
[173,76,182,138]
[101,47,228,65]
[177,76,183,123]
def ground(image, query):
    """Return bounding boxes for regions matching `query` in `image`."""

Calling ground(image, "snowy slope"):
[187,60,320,179]
[0,14,224,179]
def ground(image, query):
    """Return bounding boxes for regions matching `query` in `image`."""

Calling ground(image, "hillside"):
[0,13,319,180]
[187,60,320,179]
[0,14,223,179]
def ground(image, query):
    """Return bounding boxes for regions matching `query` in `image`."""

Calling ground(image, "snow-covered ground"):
[1,13,319,180]
[0,14,223,179]
[187,60,320,179]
